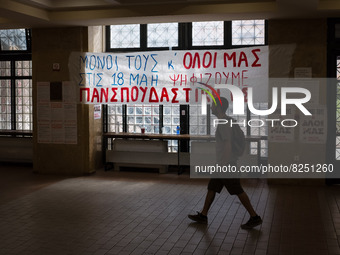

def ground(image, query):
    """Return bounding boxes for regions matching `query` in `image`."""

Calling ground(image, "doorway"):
[326,19,340,184]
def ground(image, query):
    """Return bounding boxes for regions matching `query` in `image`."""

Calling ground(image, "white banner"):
[69,46,268,105]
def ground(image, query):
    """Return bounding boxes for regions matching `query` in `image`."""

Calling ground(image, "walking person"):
[188,97,262,229]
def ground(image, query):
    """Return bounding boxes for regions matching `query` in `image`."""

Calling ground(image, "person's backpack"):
[229,118,246,157]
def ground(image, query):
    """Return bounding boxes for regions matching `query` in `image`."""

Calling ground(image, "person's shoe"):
[241,215,262,229]
[188,212,208,224]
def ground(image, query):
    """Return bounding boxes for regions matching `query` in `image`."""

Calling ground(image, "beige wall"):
[32,27,103,175]
[267,19,327,184]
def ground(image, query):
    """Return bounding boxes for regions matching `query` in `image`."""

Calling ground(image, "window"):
[147,23,178,48]
[105,20,267,156]
[163,105,180,152]
[192,21,224,46]
[0,74,10,129]
[107,20,266,49]
[190,105,208,135]
[109,24,140,49]
[190,20,266,48]
[0,60,32,130]
[250,103,268,157]
[107,23,181,51]
[232,20,265,45]
[127,105,160,134]
[0,29,29,51]
[0,29,32,131]
[107,105,123,132]
[107,22,181,152]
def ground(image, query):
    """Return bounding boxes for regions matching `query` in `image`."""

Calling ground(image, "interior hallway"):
[0,164,340,255]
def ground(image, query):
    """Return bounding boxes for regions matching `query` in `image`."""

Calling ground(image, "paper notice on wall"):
[37,102,51,121]
[294,67,312,79]
[51,123,64,144]
[37,81,78,144]
[94,104,101,120]
[268,107,296,143]
[51,102,63,121]
[37,82,50,102]
[50,102,64,143]
[299,105,327,144]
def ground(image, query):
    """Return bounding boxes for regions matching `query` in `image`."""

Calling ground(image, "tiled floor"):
[0,164,340,255]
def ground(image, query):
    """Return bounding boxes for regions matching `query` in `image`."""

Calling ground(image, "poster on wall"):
[294,67,312,79]
[69,46,269,105]
[51,102,64,143]
[36,81,78,144]
[299,105,327,144]
[37,102,51,121]
[94,104,101,120]
[268,107,296,143]
[37,82,50,102]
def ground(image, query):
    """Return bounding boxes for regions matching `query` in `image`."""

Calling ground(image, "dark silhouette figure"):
[188,97,262,229]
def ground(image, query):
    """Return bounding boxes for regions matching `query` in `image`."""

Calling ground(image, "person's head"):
[211,97,229,116]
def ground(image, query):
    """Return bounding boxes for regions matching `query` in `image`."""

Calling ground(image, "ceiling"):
[0,0,340,29]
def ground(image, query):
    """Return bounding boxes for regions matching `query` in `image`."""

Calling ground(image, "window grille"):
[163,105,180,152]
[250,102,268,157]
[190,105,208,135]
[232,20,265,45]
[192,21,224,46]
[147,23,178,48]
[0,79,11,129]
[107,105,123,132]
[335,58,340,159]
[127,105,160,133]
[0,29,27,51]
[109,24,140,48]
[0,59,32,131]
